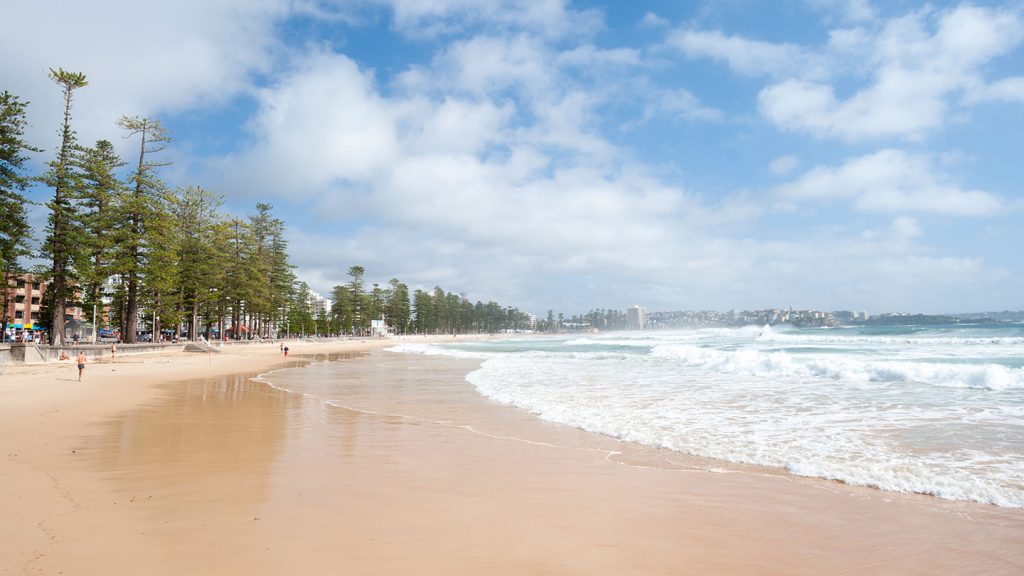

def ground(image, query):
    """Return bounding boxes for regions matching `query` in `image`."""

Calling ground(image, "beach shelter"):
[65,319,94,341]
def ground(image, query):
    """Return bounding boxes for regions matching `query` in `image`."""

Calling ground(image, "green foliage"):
[0,91,39,293]
[385,278,410,333]
[216,205,295,339]
[170,186,226,336]
[326,270,535,335]
[348,265,366,332]
[113,115,172,342]
[288,281,315,336]
[38,69,88,343]
[5,72,306,342]
[246,203,293,328]
[74,140,123,312]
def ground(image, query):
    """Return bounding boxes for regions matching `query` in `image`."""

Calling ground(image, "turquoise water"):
[392,324,1024,507]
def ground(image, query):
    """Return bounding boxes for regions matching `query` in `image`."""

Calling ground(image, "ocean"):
[389,324,1024,508]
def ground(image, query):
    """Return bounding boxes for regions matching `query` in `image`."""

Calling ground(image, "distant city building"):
[307,291,331,317]
[647,307,842,329]
[832,310,871,324]
[627,305,647,330]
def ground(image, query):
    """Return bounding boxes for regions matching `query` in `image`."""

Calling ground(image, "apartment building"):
[627,305,647,330]
[3,273,84,341]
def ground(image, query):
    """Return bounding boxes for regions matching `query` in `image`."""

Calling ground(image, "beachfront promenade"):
[0,336,350,369]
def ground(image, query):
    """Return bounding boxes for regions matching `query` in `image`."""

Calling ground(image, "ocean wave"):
[384,343,494,360]
[452,328,1024,508]
[565,326,770,347]
[563,337,654,347]
[649,344,1024,390]
[465,357,1024,508]
[784,457,1024,508]
[757,332,1024,346]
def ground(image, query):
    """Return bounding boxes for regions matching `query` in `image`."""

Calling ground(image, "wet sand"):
[2,341,1022,575]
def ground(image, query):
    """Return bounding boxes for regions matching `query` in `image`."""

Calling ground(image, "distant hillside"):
[864,314,960,326]
[950,311,1024,323]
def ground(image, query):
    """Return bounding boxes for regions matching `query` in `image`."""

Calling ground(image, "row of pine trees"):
[327,266,535,335]
[1,69,294,345]
[2,69,539,343]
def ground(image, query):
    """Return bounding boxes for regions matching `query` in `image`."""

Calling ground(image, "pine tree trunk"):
[153,291,161,343]
[126,272,138,343]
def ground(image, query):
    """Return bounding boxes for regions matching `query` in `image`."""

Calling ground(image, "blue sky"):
[5,0,1023,315]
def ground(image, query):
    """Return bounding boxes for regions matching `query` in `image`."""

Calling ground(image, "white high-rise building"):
[627,305,647,330]
[307,291,331,316]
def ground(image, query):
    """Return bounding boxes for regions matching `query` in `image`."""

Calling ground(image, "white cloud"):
[889,215,922,239]
[517,91,616,159]
[626,88,724,129]
[861,215,922,242]
[769,155,800,176]
[370,0,603,39]
[758,5,1024,140]
[969,76,1024,104]
[402,98,515,155]
[639,12,670,28]
[777,149,1004,216]
[214,50,401,196]
[558,45,646,69]
[653,89,724,122]
[806,0,876,23]
[436,34,553,96]
[758,75,951,141]
[1,0,285,157]
[666,29,823,79]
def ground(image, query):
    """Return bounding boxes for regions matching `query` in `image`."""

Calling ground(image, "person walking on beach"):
[111,341,117,360]
[283,346,289,357]
[76,352,86,382]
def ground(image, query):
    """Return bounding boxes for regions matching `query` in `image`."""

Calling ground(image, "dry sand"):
[1,338,1022,575]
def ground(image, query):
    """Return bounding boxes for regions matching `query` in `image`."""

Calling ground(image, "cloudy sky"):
[5,0,1023,315]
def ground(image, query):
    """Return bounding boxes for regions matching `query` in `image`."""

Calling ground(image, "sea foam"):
[392,325,1024,508]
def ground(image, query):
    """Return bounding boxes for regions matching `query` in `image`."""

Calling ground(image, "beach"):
[2,338,1022,575]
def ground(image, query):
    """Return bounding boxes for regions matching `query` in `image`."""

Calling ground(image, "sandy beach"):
[2,338,1022,575]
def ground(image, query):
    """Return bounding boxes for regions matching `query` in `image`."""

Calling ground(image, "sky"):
[4,0,1023,316]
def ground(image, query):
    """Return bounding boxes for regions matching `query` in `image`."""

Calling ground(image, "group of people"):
[3,331,45,344]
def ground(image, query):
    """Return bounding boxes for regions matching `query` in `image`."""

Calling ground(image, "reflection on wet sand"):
[87,373,298,533]
[65,350,1024,576]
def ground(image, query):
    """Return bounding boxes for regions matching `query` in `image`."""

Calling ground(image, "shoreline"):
[3,338,1022,574]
